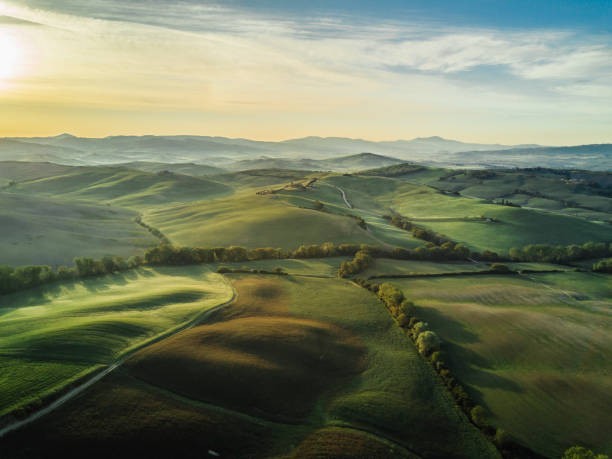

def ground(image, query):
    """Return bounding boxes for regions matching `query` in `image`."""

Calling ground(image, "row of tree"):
[354,279,541,458]
[508,241,612,264]
[144,242,373,266]
[4,236,609,296]
[0,255,141,295]
[385,214,455,247]
[134,216,170,244]
[216,266,287,276]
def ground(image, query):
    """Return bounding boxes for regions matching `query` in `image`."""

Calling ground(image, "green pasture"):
[0,266,232,417]
[382,273,612,457]
[11,167,232,208]
[144,190,384,249]
[0,193,157,266]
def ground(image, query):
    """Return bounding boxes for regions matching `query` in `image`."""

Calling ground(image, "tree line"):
[3,237,609,296]
[0,255,141,295]
[509,241,612,264]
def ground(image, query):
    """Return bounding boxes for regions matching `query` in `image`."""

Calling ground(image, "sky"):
[0,0,611,144]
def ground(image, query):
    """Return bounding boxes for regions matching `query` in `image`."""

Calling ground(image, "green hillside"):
[0,193,157,266]
[1,273,498,458]
[0,266,232,417]
[11,167,232,208]
[144,191,387,249]
[382,272,612,457]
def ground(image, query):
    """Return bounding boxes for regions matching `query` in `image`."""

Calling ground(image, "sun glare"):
[0,31,21,83]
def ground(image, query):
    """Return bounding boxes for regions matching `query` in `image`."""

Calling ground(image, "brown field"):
[283,426,419,458]
[0,371,286,459]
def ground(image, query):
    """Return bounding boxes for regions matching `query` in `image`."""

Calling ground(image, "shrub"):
[397,313,410,328]
[562,446,609,459]
[411,321,429,336]
[490,263,511,273]
[470,405,488,428]
[376,283,404,308]
[415,330,440,355]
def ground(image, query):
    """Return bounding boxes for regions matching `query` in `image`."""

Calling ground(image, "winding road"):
[0,278,237,439]
[335,186,352,209]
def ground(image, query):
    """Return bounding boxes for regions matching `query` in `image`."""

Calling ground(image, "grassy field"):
[213,257,349,277]
[277,177,425,249]
[394,168,612,223]
[144,190,388,249]
[281,174,611,254]
[1,273,498,458]
[361,259,574,277]
[385,184,611,253]
[0,266,232,418]
[0,193,157,266]
[10,167,232,209]
[381,273,612,457]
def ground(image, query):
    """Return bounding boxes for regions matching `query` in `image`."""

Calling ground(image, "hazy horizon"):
[1,0,611,144]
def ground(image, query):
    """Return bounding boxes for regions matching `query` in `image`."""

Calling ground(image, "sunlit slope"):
[213,169,314,189]
[0,193,157,266]
[384,272,612,458]
[386,183,611,253]
[11,167,231,208]
[277,174,425,248]
[2,274,498,458]
[144,191,385,249]
[0,266,232,418]
[126,275,498,457]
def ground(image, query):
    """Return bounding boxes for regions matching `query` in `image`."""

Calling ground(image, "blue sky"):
[0,0,611,143]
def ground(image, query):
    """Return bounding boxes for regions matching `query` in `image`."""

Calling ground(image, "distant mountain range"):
[1,134,610,171]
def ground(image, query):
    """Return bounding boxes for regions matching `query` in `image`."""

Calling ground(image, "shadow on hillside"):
[411,306,523,405]
[1,271,145,307]
[414,306,480,345]
[444,342,523,410]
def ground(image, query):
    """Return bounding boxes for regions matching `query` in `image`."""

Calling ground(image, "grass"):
[0,161,74,182]
[0,371,296,459]
[144,190,386,249]
[361,259,574,278]
[283,426,419,458]
[277,177,424,249]
[213,257,349,277]
[403,168,612,223]
[0,266,232,417]
[2,273,498,458]
[362,258,487,277]
[11,166,232,209]
[282,277,496,458]
[386,184,612,253]
[128,277,367,422]
[381,273,612,458]
[0,192,157,266]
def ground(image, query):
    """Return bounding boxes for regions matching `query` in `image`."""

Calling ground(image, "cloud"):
[1,0,611,142]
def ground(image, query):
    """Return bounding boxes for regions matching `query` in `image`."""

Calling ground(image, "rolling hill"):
[10,167,232,208]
